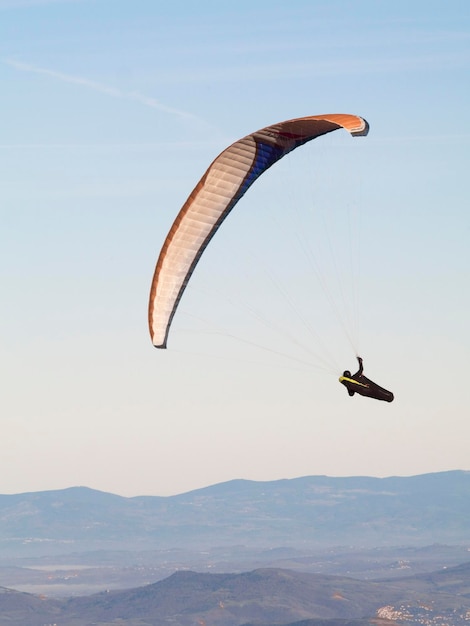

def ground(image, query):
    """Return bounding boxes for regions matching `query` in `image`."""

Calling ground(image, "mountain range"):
[1,470,469,557]
[0,471,470,624]
[1,562,470,625]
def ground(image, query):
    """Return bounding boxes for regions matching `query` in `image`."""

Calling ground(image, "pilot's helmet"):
[343,370,351,377]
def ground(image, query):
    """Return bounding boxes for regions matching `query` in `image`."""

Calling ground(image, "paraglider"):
[148,113,369,349]
[339,357,394,402]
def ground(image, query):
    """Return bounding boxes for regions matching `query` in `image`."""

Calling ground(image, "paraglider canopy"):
[148,114,369,349]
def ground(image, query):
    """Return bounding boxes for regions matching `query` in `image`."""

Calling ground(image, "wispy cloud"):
[4,58,208,124]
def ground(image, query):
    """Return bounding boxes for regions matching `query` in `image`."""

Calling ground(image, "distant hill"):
[242,621,395,626]
[377,559,470,591]
[2,563,470,625]
[0,471,469,557]
[242,620,395,626]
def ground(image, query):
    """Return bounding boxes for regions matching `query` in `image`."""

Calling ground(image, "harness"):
[339,376,369,389]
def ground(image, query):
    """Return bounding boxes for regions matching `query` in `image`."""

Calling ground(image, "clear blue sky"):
[1,0,469,496]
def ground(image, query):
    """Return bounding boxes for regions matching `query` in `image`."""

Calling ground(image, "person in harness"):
[339,357,394,402]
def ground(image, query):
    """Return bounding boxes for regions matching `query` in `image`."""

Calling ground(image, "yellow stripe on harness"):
[339,376,369,389]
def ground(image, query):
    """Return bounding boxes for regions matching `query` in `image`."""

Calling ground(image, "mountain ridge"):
[0,471,469,555]
[2,562,470,625]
